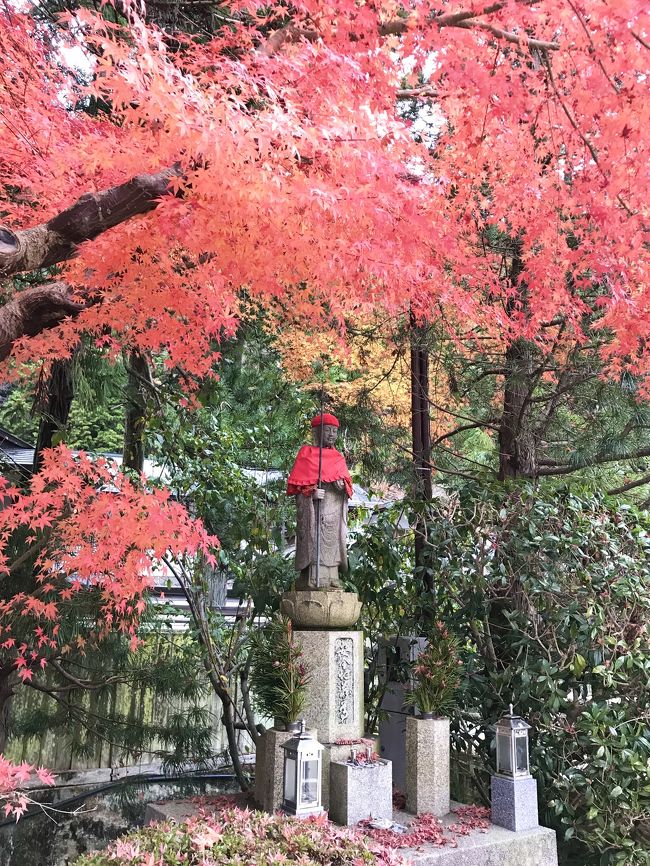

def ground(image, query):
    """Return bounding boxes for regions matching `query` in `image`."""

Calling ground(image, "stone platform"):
[393,808,557,866]
[144,800,557,866]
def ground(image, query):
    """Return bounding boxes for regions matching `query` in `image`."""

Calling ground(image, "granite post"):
[405,716,450,817]
[254,728,292,813]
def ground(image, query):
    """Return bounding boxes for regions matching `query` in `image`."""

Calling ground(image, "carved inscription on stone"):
[334,637,354,725]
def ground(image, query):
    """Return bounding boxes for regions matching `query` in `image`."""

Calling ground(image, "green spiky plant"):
[405,622,463,718]
[248,616,310,727]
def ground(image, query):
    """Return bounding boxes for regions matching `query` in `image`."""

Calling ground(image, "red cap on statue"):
[311,413,340,428]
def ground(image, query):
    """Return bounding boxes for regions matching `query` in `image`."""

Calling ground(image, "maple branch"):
[631,30,650,52]
[396,85,439,100]
[0,282,87,361]
[453,19,559,51]
[7,531,51,574]
[258,24,319,57]
[567,0,619,94]
[0,165,182,278]
[262,2,557,58]
[541,50,634,217]
[380,1,557,51]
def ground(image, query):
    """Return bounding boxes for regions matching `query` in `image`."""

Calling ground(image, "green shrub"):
[426,482,650,866]
[248,615,310,726]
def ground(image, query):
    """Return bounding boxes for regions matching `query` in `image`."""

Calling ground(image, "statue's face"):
[313,423,338,447]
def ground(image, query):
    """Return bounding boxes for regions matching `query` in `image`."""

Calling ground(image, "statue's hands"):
[334,479,346,492]
[313,488,325,500]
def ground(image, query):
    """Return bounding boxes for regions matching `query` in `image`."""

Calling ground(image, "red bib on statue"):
[287,446,353,497]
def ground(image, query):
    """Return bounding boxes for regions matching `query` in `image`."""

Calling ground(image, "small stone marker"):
[328,756,392,826]
[255,728,316,814]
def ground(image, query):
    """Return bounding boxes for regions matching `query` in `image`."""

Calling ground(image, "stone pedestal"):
[406,716,450,817]
[281,590,362,629]
[491,774,539,832]
[296,629,364,743]
[329,758,392,826]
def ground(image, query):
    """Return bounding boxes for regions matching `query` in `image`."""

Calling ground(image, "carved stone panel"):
[334,637,355,725]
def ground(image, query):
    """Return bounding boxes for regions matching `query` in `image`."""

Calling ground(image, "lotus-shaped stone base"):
[280,589,362,629]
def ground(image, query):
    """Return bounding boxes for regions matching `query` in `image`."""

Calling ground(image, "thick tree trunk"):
[0,166,181,278]
[498,337,537,480]
[123,350,151,473]
[0,283,86,362]
[33,357,75,472]
[410,321,432,500]
[0,668,15,753]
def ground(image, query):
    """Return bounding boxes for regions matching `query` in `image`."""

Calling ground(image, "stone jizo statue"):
[287,413,352,590]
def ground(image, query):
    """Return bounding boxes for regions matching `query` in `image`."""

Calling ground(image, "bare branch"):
[396,85,439,100]
[608,473,650,496]
[538,447,650,476]
[433,418,499,446]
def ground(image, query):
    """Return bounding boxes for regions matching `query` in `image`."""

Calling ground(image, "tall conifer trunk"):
[498,337,537,480]
[123,350,150,473]
[410,316,433,595]
[497,249,538,480]
[0,668,15,753]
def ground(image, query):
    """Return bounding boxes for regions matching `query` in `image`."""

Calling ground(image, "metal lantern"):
[495,704,531,778]
[281,719,324,817]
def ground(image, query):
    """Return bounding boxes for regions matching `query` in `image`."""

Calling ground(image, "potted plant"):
[404,622,463,817]
[249,616,310,731]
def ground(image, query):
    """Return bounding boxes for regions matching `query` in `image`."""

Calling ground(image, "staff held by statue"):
[315,397,325,589]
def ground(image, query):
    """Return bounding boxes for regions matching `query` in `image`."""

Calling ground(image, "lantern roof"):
[281,719,324,753]
[496,704,531,732]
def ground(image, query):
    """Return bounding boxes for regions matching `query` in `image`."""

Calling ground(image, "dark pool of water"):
[0,776,239,866]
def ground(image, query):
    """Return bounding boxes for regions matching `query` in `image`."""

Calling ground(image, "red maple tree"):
[0,0,647,797]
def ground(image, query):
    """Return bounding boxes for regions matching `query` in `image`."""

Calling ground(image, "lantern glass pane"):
[496,731,513,775]
[284,755,297,804]
[300,759,319,805]
[515,733,529,774]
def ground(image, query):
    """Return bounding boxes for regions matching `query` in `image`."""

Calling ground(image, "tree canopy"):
[1,0,648,378]
[0,0,649,814]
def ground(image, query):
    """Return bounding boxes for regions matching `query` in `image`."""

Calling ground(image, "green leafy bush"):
[73,808,405,866]
[425,482,650,866]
